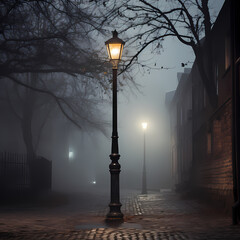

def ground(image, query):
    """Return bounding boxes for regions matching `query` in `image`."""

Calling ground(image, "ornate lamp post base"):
[106,203,124,220]
[106,153,124,221]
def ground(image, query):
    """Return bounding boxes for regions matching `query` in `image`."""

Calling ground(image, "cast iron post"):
[106,66,124,220]
[142,130,147,194]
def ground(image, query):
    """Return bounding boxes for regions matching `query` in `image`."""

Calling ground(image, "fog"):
[0,0,225,203]
[0,35,202,196]
[48,37,195,195]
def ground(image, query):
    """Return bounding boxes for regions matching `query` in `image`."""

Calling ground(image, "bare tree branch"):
[96,0,219,106]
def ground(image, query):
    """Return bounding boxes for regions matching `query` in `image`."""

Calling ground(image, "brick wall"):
[196,99,233,212]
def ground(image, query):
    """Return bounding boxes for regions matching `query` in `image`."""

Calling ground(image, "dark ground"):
[0,188,240,239]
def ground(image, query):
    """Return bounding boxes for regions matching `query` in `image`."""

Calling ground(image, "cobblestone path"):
[1,191,240,239]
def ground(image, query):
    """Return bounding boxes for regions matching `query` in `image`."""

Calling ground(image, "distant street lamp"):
[142,122,148,194]
[105,30,125,221]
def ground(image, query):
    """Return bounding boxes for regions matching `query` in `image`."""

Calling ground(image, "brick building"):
[166,68,192,190]
[166,0,240,217]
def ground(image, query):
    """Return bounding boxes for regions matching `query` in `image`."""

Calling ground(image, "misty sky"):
[54,0,225,193]
[116,0,225,191]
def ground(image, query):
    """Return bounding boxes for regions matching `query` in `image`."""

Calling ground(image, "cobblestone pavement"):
[1,190,240,239]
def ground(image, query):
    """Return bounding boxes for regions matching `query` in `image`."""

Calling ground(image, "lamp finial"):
[112,30,118,38]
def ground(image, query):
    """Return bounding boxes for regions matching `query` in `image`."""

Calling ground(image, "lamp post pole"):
[106,66,123,220]
[142,122,147,194]
[105,30,124,221]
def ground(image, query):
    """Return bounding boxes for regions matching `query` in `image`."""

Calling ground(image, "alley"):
[1,190,240,239]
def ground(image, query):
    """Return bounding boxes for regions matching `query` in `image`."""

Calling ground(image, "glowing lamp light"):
[105,30,125,66]
[142,122,148,130]
[69,151,73,159]
[107,43,123,60]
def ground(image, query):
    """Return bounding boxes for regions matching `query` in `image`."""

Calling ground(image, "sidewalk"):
[0,190,240,239]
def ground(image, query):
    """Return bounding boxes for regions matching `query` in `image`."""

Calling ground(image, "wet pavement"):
[0,189,240,239]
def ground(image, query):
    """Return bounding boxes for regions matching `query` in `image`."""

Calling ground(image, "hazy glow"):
[69,151,74,159]
[111,48,120,56]
[108,43,122,60]
[142,122,148,130]
[92,181,96,184]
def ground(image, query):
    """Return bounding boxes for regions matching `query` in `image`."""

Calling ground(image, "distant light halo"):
[69,151,74,159]
[142,122,148,130]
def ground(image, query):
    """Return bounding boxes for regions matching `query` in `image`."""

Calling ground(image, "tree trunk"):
[21,76,36,159]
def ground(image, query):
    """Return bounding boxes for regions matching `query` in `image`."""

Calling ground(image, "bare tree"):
[0,1,103,76]
[98,0,221,106]
[2,71,110,156]
[0,0,119,139]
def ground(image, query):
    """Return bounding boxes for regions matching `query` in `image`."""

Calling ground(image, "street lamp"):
[142,122,148,194]
[105,30,125,221]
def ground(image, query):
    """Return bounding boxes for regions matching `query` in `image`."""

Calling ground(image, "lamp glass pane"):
[108,43,122,60]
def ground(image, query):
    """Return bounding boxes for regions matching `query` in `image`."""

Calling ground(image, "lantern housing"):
[105,30,125,68]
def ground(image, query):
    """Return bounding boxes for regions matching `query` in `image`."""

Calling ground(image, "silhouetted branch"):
[6,75,83,129]
[97,0,218,106]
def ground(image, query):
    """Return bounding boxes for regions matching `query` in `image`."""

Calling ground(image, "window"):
[214,64,219,95]
[207,132,212,154]
[225,36,231,70]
